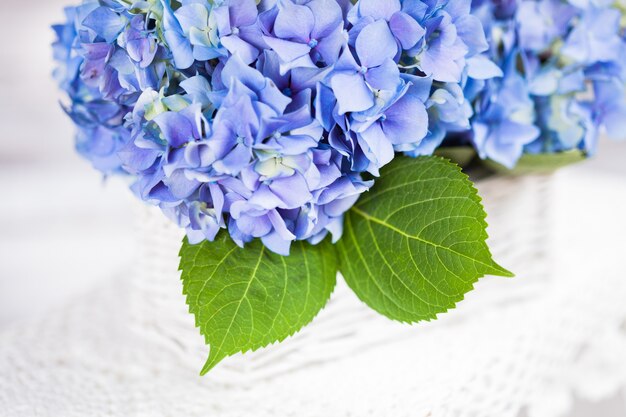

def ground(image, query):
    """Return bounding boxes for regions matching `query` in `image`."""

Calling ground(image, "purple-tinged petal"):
[184,141,214,167]
[383,94,428,145]
[291,68,332,94]
[420,40,467,82]
[347,15,374,45]
[313,27,347,65]
[358,123,395,170]
[125,38,158,69]
[256,50,290,90]
[236,212,273,238]
[324,193,360,218]
[153,112,195,147]
[215,142,253,176]
[118,143,160,172]
[165,170,200,199]
[180,76,213,108]
[82,7,127,43]
[454,15,488,55]
[221,35,260,64]
[263,36,313,65]
[274,0,315,42]
[466,55,503,80]
[148,181,182,204]
[330,72,374,114]
[221,54,266,92]
[308,0,344,39]
[389,12,424,50]
[246,185,284,210]
[187,202,222,242]
[230,0,260,27]
[160,0,194,69]
[261,230,292,256]
[355,19,398,68]
[257,85,292,116]
[364,58,401,91]
[269,174,313,208]
[356,0,401,21]
[267,209,297,240]
[334,47,360,72]
[212,5,232,36]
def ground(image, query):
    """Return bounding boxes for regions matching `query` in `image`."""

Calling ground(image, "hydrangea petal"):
[307,0,344,39]
[389,11,424,50]
[355,0,401,21]
[82,6,127,43]
[355,19,398,68]
[330,72,374,114]
[383,94,428,145]
[274,0,315,42]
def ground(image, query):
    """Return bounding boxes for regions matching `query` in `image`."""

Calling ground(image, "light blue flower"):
[166,1,225,63]
[54,0,495,254]
[350,82,429,172]
[348,0,425,50]
[212,0,264,64]
[560,7,623,65]
[82,5,128,43]
[329,22,400,115]
[402,0,489,83]
[405,81,474,156]
[472,60,540,168]
[160,0,195,69]
[516,0,574,52]
[467,0,626,166]
[259,0,347,72]
[593,79,626,142]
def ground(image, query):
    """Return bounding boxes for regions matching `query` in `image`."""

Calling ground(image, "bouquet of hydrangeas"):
[466,0,626,169]
[52,0,623,374]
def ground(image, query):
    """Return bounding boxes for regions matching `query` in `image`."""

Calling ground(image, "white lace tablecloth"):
[1,165,625,417]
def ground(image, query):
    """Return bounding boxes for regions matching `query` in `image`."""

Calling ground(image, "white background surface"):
[0,0,625,415]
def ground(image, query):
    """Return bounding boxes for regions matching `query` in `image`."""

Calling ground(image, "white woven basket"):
[3,172,625,417]
[129,174,555,383]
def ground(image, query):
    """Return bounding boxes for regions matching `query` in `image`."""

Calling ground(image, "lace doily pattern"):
[1,173,625,417]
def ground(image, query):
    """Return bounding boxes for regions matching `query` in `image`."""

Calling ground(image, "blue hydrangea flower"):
[161,0,224,64]
[593,79,626,142]
[214,0,266,63]
[318,0,497,174]
[472,62,541,168]
[465,0,626,166]
[259,0,347,72]
[560,6,623,65]
[404,81,473,156]
[52,1,176,173]
[516,0,574,52]
[400,0,490,82]
[54,0,494,254]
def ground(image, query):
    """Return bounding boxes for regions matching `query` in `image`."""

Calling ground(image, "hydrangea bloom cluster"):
[53,0,494,254]
[468,0,626,168]
[53,2,170,172]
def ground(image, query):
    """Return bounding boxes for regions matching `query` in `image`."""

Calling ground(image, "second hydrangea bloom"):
[469,0,626,168]
[53,0,497,254]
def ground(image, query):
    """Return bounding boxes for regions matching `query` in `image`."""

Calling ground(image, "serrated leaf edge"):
[178,237,338,375]
[339,156,513,324]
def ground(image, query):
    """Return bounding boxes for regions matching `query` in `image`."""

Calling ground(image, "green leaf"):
[179,234,337,374]
[483,150,586,175]
[337,156,512,323]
